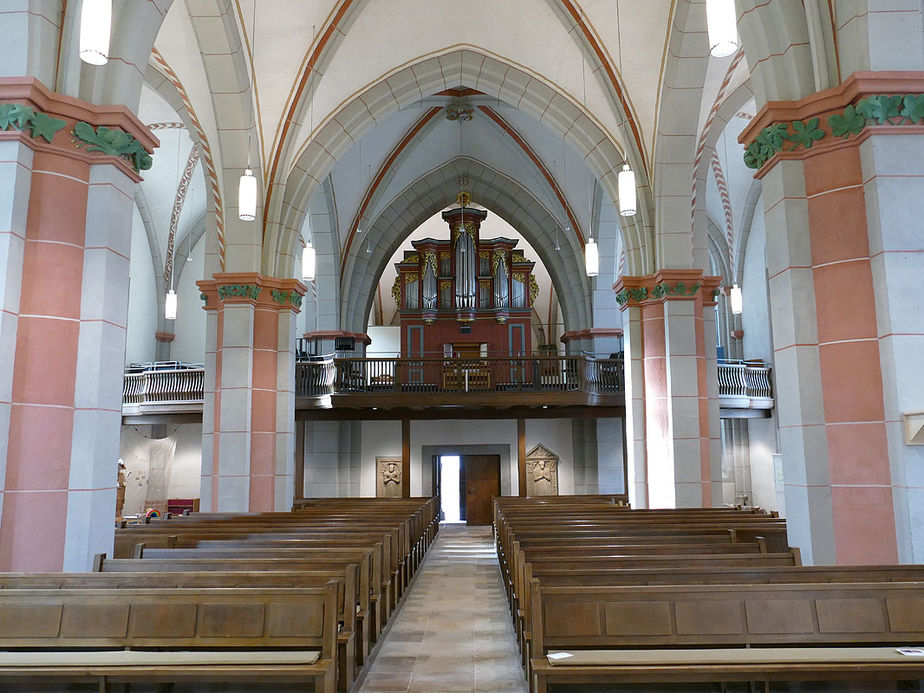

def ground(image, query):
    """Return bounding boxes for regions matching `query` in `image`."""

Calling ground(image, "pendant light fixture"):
[165,288,178,321]
[618,164,636,216]
[585,237,599,277]
[79,0,111,65]
[238,0,258,222]
[706,0,739,57]
[729,283,743,315]
[302,239,316,282]
[614,0,637,218]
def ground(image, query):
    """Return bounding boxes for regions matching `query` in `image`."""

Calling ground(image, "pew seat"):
[534,647,924,692]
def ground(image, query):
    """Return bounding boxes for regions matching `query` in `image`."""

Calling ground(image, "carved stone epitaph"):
[376,457,404,498]
[525,444,559,496]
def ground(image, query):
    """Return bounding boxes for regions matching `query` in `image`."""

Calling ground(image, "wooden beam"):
[517,418,527,497]
[401,419,411,499]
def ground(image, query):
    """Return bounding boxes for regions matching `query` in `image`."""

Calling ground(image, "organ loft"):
[393,193,538,358]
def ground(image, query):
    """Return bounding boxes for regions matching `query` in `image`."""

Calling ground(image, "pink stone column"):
[198,274,305,512]
[737,72,923,564]
[615,271,723,509]
[0,78,156,571]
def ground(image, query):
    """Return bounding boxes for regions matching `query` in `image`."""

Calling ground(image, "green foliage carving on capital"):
[72,121,153,172]
[0,103,66,143]
[200,293,209,305]
[628,287,648,302]
[217,284,261,301]
[856,95,902,125]
[829,105,865,138]
[785,117,824,150]
[615,290,630,306]
[650,284,666,300]
[744,93,924,170]
[270,289,303,308]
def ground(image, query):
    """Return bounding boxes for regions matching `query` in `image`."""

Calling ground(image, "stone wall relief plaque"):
[377,457,404,498]
[526,443,559,496]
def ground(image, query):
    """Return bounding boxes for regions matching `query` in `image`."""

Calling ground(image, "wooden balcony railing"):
[295,355,624,398]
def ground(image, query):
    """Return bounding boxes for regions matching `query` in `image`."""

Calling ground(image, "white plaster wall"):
[168,424,203,499]
[170,234,207,364]
[360,419,402,496]
[524,419,574,495]
[748,418,779,512]
[597,417,626,494]
[367,326,400,357]
[741,195,772,361]
[739,190,781,514]
[409,419,517,496]
[125,205,157,365]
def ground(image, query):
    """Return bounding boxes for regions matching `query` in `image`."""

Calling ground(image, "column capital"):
[739,71,924,176]
[198,273,306,312]
[613,270,722,310]
[0,77,158,181]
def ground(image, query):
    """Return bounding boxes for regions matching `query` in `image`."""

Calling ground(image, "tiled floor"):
[355,523,528,693]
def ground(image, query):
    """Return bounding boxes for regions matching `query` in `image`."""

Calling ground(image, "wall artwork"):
[377,457,404,498]
[526,444,559,496]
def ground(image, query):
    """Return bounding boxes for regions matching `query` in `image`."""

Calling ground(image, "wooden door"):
[462,455,500,525]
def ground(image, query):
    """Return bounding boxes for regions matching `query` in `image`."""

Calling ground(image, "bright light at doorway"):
[440,456,461,522]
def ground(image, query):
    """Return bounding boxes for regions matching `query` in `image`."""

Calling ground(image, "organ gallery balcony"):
[120,356,773,421]
[295,354,624,411]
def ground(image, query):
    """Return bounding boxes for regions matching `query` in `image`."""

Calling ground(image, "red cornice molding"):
[739,71,924,145]
[197,272,306,311]
[613,270,722,309]
[0,77,159,150]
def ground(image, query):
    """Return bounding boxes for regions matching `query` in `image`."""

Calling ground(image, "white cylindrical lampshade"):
[165,289,178,321]
[79,0,111,65]
[618,164,637,217]
[584,238,599,277]
[238,168,257,221]
[730,283,743,315]
[707,0,739,57]
[302,243,316,282]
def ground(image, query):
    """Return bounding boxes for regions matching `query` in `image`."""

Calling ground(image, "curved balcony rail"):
[122,362,205,415]
[295,355,336,397]
[295,355,624,398]
[718,359,774,411]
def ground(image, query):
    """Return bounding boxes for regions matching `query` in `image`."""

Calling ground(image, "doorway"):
[438,454,500,525]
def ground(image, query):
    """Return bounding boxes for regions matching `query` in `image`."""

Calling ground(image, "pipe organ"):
[394,198,537,356]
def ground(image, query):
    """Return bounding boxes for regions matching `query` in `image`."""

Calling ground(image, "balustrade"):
[718,359,774,411]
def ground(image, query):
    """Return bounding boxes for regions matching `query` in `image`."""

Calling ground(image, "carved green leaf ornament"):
[0,103,66,143]
[270,289,303,308]
[217,284,261,301]
[73,121,153,172]
[829,105,865,138]
[743,93,924,170]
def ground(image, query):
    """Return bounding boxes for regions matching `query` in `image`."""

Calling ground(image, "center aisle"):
[356,523,528,693]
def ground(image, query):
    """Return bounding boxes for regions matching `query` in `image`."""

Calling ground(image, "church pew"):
[95,554,376,663]
[0,569,358,693]
[137,545,389,638]
[0,585,339,693]
[528,580,924,693]
[114,520,414,596]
